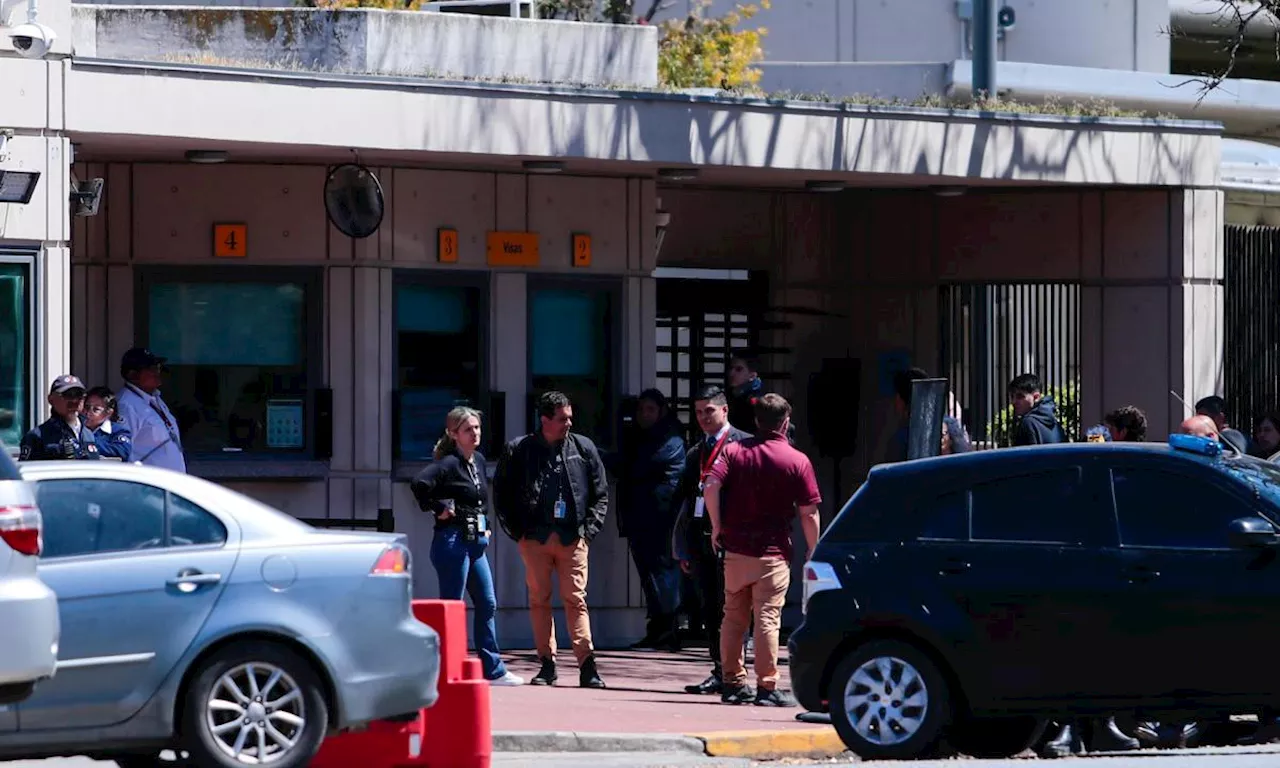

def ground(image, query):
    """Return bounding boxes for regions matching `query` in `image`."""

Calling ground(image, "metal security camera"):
[9,21,55,58]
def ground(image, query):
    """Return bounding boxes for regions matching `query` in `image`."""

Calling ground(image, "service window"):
[1111,467,1254,550]
[970,467,1090,544]
[394,277,486,461]
[0,255,33,449]
[528,281,619,446]
[138,268,322,457]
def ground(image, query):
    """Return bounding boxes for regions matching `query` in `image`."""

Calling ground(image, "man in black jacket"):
[673,385,751,695]
[494,391,610,689]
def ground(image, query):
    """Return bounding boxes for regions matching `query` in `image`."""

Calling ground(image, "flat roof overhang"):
[65,59,1222,189]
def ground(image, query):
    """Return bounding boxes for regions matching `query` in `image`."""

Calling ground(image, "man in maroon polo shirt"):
[704,393,821,707]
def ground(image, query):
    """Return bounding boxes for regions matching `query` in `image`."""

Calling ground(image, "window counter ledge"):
[188,458,330,481]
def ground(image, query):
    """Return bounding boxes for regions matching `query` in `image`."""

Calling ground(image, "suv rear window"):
[0,442,20,481]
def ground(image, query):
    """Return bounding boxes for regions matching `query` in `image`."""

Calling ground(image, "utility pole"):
[973,0,997,100]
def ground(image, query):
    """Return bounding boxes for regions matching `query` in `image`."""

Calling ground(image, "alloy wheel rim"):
[843,655,928,746]
[206,662,306,764]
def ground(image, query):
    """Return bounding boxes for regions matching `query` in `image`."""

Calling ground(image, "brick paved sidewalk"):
[492,647,831,735]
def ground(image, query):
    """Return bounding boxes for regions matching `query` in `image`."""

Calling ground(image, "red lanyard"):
[699,430,732,485]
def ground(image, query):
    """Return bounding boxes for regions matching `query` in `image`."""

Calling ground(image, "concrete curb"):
[693,728,848,759]
[493,727,849,759]
[493,731,706,755]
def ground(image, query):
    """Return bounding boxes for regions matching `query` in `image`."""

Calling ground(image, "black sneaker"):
[579,656,606,689]
[720,684,756,705]
[530,657,557,686]
[684,671,723,695]
[754,688,797,707]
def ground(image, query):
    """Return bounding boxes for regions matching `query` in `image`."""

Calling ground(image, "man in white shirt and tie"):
[115,347,186,473]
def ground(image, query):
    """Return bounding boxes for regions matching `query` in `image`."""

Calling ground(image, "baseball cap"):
[49,374,86,396]
[120,347,167,374]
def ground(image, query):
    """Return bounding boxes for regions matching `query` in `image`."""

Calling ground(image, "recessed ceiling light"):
[805,180,846,193]
[523,160,565,174]
[658,168,699,181]
[185,150,229,164]
[0,170,40,204]
[933,185,968,197]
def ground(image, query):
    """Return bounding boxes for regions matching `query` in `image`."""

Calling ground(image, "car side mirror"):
[1228,516,1279,548]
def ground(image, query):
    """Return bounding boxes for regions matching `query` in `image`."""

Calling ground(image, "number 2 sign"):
[214,224,248,258]
[572,233,592,268]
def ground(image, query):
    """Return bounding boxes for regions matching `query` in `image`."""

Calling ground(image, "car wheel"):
[827,639,951,760]
[182,642,328,768]
[947,716,1047,758]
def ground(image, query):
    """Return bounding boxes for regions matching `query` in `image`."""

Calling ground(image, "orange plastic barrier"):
[311,599,492,768]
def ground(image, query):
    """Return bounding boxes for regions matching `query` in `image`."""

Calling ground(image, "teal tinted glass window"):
[396,282,483,461]
[145,276,314,455]
[0,263,29,449]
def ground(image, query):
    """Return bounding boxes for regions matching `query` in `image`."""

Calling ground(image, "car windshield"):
[1222,456,1280,515]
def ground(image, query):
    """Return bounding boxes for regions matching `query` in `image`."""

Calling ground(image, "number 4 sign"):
[214,223,248,258]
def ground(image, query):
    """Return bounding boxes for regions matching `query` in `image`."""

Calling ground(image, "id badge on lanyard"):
[695,433,730,519]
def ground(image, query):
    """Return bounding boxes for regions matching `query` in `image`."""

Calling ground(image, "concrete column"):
[1089,189,1224,440]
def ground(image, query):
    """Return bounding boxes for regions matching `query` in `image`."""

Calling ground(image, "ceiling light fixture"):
[185,150,229,164]
[933,185,968,197]
[657,167,699,182]
[0,170,41,204]
[523,160,565,174]
[805,180,846,193]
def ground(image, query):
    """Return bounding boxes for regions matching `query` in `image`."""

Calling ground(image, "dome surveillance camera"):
[9,21,55,59]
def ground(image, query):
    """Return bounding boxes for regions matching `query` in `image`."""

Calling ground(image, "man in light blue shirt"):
[115,347,186,473]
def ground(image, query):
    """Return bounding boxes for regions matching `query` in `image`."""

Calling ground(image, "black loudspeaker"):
[807,358,862,459]
[314,387,334,460]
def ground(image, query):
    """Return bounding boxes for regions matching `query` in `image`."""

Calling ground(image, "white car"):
[0,444,59,707]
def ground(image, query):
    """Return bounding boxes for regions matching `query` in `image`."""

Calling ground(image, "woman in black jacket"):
[411,407,523,686]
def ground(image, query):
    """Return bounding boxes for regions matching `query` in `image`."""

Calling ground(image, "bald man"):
[1180,415,1220,440]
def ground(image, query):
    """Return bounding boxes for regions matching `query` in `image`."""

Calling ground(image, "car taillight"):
[802,560,840,615]
[370,545,410,576]
[0,505,41,557]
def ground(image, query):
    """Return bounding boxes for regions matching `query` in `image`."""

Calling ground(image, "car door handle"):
[167,570,222,589]
[1125,565,1161,584]
[938,559,971,575]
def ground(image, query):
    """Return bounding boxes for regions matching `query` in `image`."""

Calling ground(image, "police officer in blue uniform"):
[18,375,101,462]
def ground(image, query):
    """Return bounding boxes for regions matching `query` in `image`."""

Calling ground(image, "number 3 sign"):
[214,224,248,258]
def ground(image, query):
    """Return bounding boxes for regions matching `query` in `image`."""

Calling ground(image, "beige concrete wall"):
[70,162,659,648]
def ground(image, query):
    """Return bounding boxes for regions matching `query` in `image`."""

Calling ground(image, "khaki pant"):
[519,533,595,665]
[720,551,790,690]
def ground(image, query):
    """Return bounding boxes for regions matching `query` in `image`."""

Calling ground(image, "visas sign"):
[486,231,540,267]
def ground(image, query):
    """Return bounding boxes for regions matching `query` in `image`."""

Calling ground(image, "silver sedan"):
[1,462,440,768]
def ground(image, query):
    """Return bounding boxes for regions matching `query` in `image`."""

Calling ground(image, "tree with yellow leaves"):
[657,0,769,90]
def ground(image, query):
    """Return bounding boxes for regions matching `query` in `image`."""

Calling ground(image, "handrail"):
[421,0,537,18]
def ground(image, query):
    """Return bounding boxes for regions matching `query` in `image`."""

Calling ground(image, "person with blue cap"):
[18,375,100,461]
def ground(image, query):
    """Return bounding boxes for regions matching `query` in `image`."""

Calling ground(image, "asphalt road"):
[7,745,1280,766]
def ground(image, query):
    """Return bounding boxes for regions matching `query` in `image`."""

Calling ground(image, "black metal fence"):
[1225,225,1280,429]
[939,282,1082,448]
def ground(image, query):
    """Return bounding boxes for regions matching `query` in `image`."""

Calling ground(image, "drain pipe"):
[972,0,997,99]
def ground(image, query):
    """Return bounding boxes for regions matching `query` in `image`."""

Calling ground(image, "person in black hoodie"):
[1008,373,1066,446]
[727,352,796,443]
[615,389,688,650]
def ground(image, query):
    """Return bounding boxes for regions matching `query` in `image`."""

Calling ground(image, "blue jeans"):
[429,527,508,680]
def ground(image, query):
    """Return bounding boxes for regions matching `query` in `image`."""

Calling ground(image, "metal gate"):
[655,271,767,436]
[939,282,1081,448]
[1225,225,1280,428]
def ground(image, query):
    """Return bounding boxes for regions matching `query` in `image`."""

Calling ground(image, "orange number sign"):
[572,233,592,268]
[438,228,459,263]
[214,224,247,258]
